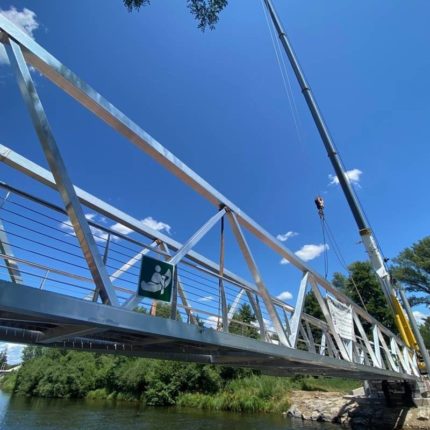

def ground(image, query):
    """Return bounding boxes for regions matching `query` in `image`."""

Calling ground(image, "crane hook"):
[314,196,325,219]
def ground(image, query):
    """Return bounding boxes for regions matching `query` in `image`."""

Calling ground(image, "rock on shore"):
[284,390,430,429]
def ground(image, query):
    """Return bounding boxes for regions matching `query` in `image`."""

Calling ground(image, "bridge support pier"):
[364,379,430,408]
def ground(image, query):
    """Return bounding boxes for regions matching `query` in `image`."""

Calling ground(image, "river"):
[0,391,342,429]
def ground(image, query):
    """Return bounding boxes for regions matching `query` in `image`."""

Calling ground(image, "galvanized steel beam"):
[227,212,289,346]
[5,39,118,307]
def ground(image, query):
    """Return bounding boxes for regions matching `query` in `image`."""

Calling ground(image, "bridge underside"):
[0,280,416,381]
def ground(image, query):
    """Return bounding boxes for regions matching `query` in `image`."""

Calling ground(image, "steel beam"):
[0,219,23,284]
[169,208,226,266]
[111,240,158,282]
[227,212,289,346]
[159,243,198,325]
[352,311,381,368]
[289,272,308,347]
[372,324,383,369]
[5,39,118,307]
[245,290,267,341]
[377,328,399,372]
[310,278,350,361]
[218,215,228,332]
[228,289,245,323]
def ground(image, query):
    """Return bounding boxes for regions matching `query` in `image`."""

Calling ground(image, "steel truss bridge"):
[0,15,422,382]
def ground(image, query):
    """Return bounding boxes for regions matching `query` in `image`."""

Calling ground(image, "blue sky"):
[1,1,430,361]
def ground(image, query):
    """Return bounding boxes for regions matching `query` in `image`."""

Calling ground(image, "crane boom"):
[263,0,430,372]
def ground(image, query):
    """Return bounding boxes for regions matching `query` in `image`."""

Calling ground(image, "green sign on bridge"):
[138,255,175,302]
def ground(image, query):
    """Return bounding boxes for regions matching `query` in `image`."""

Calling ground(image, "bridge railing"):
[0,11,420,379]
[0,178,420,377]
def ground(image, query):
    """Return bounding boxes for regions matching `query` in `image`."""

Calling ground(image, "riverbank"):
[0,347,362,414]
[0,368,358,414]
[286,390,430,429]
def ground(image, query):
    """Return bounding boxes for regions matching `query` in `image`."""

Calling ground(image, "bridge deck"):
[0,280,417,381]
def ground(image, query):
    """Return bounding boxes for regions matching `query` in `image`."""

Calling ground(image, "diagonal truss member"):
[5,38,119,306]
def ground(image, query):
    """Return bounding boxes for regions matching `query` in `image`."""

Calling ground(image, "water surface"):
[0,391,342,430]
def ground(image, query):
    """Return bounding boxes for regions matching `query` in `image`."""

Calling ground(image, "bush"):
[11,346,360,411]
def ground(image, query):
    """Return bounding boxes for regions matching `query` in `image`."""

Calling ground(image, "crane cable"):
[314,196,368,312]
[259,0,304,147]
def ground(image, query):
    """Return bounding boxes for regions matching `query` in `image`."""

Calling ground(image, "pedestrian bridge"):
[0,15,422,382]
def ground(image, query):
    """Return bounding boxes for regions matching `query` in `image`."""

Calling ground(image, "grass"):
[177,375,360,413]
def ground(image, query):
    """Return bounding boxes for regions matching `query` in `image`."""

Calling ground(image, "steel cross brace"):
[289,272,309,347]
[309,277,351,361]
[5,38,119,307]
[227,211,289,347]
[0,218,23,284]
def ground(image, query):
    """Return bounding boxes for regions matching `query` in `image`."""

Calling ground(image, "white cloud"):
[60,214,171,244]
[198,295,214,302]
[0,342,26,365]
[205,315,220,329]
[110,222,133,236]
[295,243,329,262]
[280,243,329,265]
[329,168,363,186]
[277,291,293,301]
[251,317,274,334]
[0,8,39,64]
[141,217,171,234]
[276,231,298,242]
[413,311,428,326]
[60,214,109,244]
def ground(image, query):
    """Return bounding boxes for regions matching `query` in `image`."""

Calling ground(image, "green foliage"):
[177,375,360,412]
[15,349,97,398]
[303,291,323,320]
[123,0,228,31]
[177,375,290,413]
[333,261,397,332]
[13,347,221,406]
[420,317,430,349]
[229,303,259,339]
[392,236,430,308]
[0,348,7,368]
[0,372,17,392]
[11,345,360,413]
[21,345,44,363]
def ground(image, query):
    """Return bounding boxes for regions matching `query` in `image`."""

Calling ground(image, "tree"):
[392,236,430,308]
[22,346,44,363]
[123,0,228,31]
[419,317,430,349]
[333,261,397,332]
[0,348,7,369]
[303,291,323,320]
[229,303,259,339]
